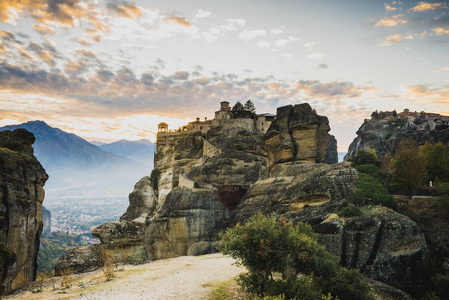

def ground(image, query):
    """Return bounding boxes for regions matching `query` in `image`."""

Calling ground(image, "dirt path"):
[5,253,244,300]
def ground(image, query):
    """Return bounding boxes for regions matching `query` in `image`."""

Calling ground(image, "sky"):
[0,0,448,151]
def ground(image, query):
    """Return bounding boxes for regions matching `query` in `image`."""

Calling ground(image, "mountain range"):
[0,120,152,195]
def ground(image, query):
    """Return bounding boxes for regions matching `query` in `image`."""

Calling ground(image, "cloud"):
[374,14,407,27]
[164,16,192,27]
[318,63,328,69]
[432,27,449,35]
[0,60,378,120]
[283,53,293,59]
[270,26,285,35]
[107,2,143,19]
[294,80,377,101]
[380,33,414,46]
[195,9,212,19]
[385,4,398,11]
[33,24,56,35]
[275,35,300,47]
[221,18,246,31]
[410,2,448,12]
[406,84,449,104]
[256,41,270,48]
[306,52,325,59]
[239,29,267,41]
[304,41,316,48]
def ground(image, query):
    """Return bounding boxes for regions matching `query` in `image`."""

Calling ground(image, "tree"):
[219,214,372,299]
[371,110,379,119]
[419,142,449,183]
[391,138,426,197]
[231,101,254,119]
[349,149,380,167]
[244,99,256,114]
[392,109,398,117]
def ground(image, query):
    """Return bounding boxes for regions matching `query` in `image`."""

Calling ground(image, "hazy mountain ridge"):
[99,139,154,168]
[0,120,149,194]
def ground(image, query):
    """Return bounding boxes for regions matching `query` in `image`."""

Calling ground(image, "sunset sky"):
[1,0,448,150]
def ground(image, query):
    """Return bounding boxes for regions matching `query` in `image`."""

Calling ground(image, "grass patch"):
[207,278,240,300]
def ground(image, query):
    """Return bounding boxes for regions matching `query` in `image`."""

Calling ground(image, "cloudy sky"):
[0,0,448,150]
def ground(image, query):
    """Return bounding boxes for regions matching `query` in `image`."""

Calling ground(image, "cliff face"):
[41,206,52,238]
[0,129,48,294]
[56,103,429,291]
[345,118,449,160]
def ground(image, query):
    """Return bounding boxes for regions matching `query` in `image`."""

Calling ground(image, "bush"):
[355,173,397,210]
[350,150,380,167]
[219,214,373,299]
[338,206,363,218]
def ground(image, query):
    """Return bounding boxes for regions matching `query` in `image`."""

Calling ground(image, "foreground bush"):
[219,214,373,299]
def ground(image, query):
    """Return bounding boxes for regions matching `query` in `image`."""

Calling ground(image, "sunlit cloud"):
[374,14,407,27]
[107,2,143,19]
[164,16,192,27]
[33,24,56,35]
[385,4,398,11]
[380,33,413,46]
[432,27,449,35]
[409,2,448,12]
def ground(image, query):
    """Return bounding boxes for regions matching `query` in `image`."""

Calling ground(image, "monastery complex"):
[157,101,275,136]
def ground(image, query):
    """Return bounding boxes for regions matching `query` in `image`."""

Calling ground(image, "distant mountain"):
[99,139,154,168]
[0,120,149,195]
[90,141,107,146]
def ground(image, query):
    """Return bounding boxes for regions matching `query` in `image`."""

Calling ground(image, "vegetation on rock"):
[219,214,372,300]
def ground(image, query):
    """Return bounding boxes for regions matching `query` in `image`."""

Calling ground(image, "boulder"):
[54,244,101,275]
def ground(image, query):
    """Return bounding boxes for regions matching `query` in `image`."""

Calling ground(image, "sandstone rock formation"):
[307,206,428,288]
[56,103,430,292]
[264,104,335,167]
[345,117,449,160]
[0,129,48,294]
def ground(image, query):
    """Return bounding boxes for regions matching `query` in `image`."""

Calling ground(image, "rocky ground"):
[4,253,244,300]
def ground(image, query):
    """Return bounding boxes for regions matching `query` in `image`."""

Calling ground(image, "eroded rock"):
[0,129,48,294]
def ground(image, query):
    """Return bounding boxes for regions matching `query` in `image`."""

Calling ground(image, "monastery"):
[157,101,275,136]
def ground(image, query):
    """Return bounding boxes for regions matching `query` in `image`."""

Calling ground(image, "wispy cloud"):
[239,29,267,41]
[409,2,448,12]
[380,33,414,46]
[374,14,407,27]
[194,9,212,20]
[432,27,449,35]
[274,35,300,47]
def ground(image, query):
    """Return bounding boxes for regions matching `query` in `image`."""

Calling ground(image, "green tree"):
[391,138,426,197]
[370,110,379,119]
[232,101,255,119]
[419,142,449,183]
[219,214,372,299]
[244,99,256,114]
[350,149,380,167]
[392,110,398,117]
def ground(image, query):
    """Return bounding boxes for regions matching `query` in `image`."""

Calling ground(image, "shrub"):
[219,214,373,299]
[338,206,363,218]
[355,173,397,210]
[350,149,380,167]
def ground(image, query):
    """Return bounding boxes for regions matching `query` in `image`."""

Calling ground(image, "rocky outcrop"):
[345,118,449,160]
[264,104,334,168]
[233,162,357,224]
[54,244,101,275]
[41,206,52,238]
[121,176,157,225]
[0,129,48,294]
[144,187,231,260]
[285,203,429,289]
